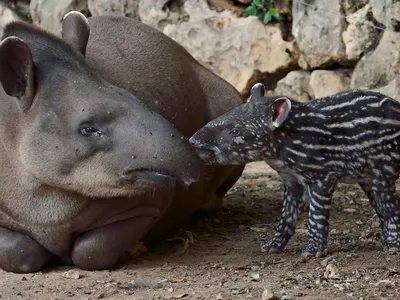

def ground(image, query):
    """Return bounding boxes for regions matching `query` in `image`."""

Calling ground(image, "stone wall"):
[1,0,399,101]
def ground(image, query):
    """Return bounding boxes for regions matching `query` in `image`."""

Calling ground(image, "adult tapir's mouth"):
[121,169,177,186]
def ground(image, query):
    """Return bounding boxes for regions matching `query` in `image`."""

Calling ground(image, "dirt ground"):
[1,162,400,300]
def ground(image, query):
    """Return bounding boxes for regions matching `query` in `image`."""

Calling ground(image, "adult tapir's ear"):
[249,83,265,103]
[62,11,90,56]
[0,36,35,110]
[270,97,291,129]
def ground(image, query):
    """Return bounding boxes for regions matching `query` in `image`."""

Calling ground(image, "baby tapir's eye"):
[79,123,103,137]
[229,128,242,137]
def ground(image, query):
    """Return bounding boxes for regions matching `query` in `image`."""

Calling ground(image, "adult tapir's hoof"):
[71,216,153,270]
[0,227,53,273]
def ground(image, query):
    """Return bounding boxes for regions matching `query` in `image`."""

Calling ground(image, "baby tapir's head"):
[189,83,292,165]
[0,12,202,198]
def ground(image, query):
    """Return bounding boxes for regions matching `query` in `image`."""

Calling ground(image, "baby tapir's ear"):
[62,11,90,56]
[249,83,265,102]
[271,97,291,129]
[0,36,35,110]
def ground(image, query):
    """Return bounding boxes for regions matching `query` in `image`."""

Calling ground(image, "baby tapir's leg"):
[359,181,400,249]
[262,177,308,253]
[303,179,336,258]
[0,226,53,273]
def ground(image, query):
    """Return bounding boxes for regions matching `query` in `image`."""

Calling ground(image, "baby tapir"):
[190,83,400,257]
[0,13,203,273]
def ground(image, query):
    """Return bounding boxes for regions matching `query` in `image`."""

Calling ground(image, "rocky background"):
[0,0,399,101]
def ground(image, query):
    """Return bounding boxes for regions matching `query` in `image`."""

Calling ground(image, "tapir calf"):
[0,12,244,273]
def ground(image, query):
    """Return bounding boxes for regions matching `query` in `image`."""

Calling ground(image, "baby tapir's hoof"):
[260,238,286,254]
[0,227,53,273]
[301,250,328,259]
[301,242,328,259]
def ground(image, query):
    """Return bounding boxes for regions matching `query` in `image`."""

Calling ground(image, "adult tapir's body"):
[0,12,243,273]
[84,16,245,240]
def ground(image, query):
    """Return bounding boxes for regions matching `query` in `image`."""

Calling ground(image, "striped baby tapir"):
[189,83,400,257]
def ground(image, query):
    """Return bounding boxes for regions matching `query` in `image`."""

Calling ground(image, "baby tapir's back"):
[282,89,400,182]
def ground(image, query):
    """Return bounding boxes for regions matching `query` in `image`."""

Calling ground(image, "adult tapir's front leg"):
[71,187,175,271]
[71,215,156,270]
[0,226,53,273]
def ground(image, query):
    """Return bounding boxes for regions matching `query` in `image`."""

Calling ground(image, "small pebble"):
[62,270,81,279]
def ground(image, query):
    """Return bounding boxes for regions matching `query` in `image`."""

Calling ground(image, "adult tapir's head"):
[0,12,202,198]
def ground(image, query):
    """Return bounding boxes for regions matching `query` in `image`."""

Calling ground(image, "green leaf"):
[243,5,257,16]
[263,0,272,7]
[253,0,261,6]
[256,9,265,20]
[269,7,278,16]
[263,10,272,23]
[272,10,284,21]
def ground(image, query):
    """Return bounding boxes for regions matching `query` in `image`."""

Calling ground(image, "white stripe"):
[391,152,400,160]
[306,112,327,119]
[299,163,324,170]
[298,130,400,151]
[320,95,378,111]
[297,126,331,135]
[369,154,393,161]
[285,147,307,157]
[312,191,331,201]
[367,98,391,107]
[334,130,375,140]
[324,160,346,168]
[331,90,359,98]
[313,214,326,220]
[326,117,400,128]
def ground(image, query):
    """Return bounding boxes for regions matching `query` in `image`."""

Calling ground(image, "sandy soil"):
[1,162,400,300]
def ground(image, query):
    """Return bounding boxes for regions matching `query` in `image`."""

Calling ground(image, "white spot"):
[233,136,245,144]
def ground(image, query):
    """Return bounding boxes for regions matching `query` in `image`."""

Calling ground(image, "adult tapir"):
[0,11,244,273]
[82,13,245,240]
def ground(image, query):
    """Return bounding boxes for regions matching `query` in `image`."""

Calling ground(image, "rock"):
[310,70,351,98]
[163,0,296,94]
[88,0,139,19]
[274,70,313,102]
[0,3,21,37]
[261,287,279,300]
[236,0,251,4]
[292,0,347,69]
[208,0,244,15]
[343,4,377,61]
[138,0,186,31]
[30,0,88,34]
[351,30,400,100]
[324,263,340,279]
[62,270,81,279]
[373,78,400,101]
[275,0,292,16]
[370,0,400,30]
[343,0,370,14]
[320,255,336,267]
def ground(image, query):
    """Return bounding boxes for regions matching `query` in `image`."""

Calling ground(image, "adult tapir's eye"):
[79,124,103,137]
[229,128,241,137]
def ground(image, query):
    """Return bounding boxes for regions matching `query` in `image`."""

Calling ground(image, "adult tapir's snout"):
[110,100,203,189]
